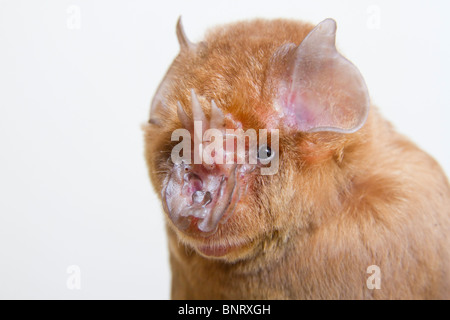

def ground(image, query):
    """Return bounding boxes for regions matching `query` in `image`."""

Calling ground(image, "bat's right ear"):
[149,72,171,126]
[268,19,370,134]
[176,16,196,51]
[149,18,198,125]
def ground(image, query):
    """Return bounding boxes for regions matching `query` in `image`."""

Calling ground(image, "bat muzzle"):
[162,160,247,237]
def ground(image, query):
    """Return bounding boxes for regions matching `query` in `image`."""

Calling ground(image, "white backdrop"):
[0,0,449,299]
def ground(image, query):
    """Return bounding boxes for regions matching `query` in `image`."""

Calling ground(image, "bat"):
[143,17,450,299]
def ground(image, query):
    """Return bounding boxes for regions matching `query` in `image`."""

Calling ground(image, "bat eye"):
[257,144,274,162]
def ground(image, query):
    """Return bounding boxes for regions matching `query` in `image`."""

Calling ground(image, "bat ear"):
[271,19,370,133]
[149,17,196,125]
[149,68,173,126]
[176,16,196,51]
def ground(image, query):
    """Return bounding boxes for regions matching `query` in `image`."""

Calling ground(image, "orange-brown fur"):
[143,19,450,299]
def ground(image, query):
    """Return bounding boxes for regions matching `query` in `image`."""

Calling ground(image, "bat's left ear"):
[269,19,370,133]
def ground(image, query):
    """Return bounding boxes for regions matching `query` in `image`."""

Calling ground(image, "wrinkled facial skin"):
[144,18,369,262]
[145,98,298,261]
[162,90,281,238]
[144,107,290,261]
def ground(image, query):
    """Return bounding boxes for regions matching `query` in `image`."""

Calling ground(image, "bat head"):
[144,17,370,261]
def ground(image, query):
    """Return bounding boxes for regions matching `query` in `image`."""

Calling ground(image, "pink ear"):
[271,19,370,133]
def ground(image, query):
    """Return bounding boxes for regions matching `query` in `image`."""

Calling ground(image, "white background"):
[0,0,449,299]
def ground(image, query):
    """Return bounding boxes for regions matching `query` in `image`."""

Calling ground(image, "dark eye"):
[257,144,274,162]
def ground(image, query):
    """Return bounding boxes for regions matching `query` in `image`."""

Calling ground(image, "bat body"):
[144,18,450,299]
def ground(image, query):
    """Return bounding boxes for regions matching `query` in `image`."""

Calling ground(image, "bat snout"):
[163,160,245,237]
